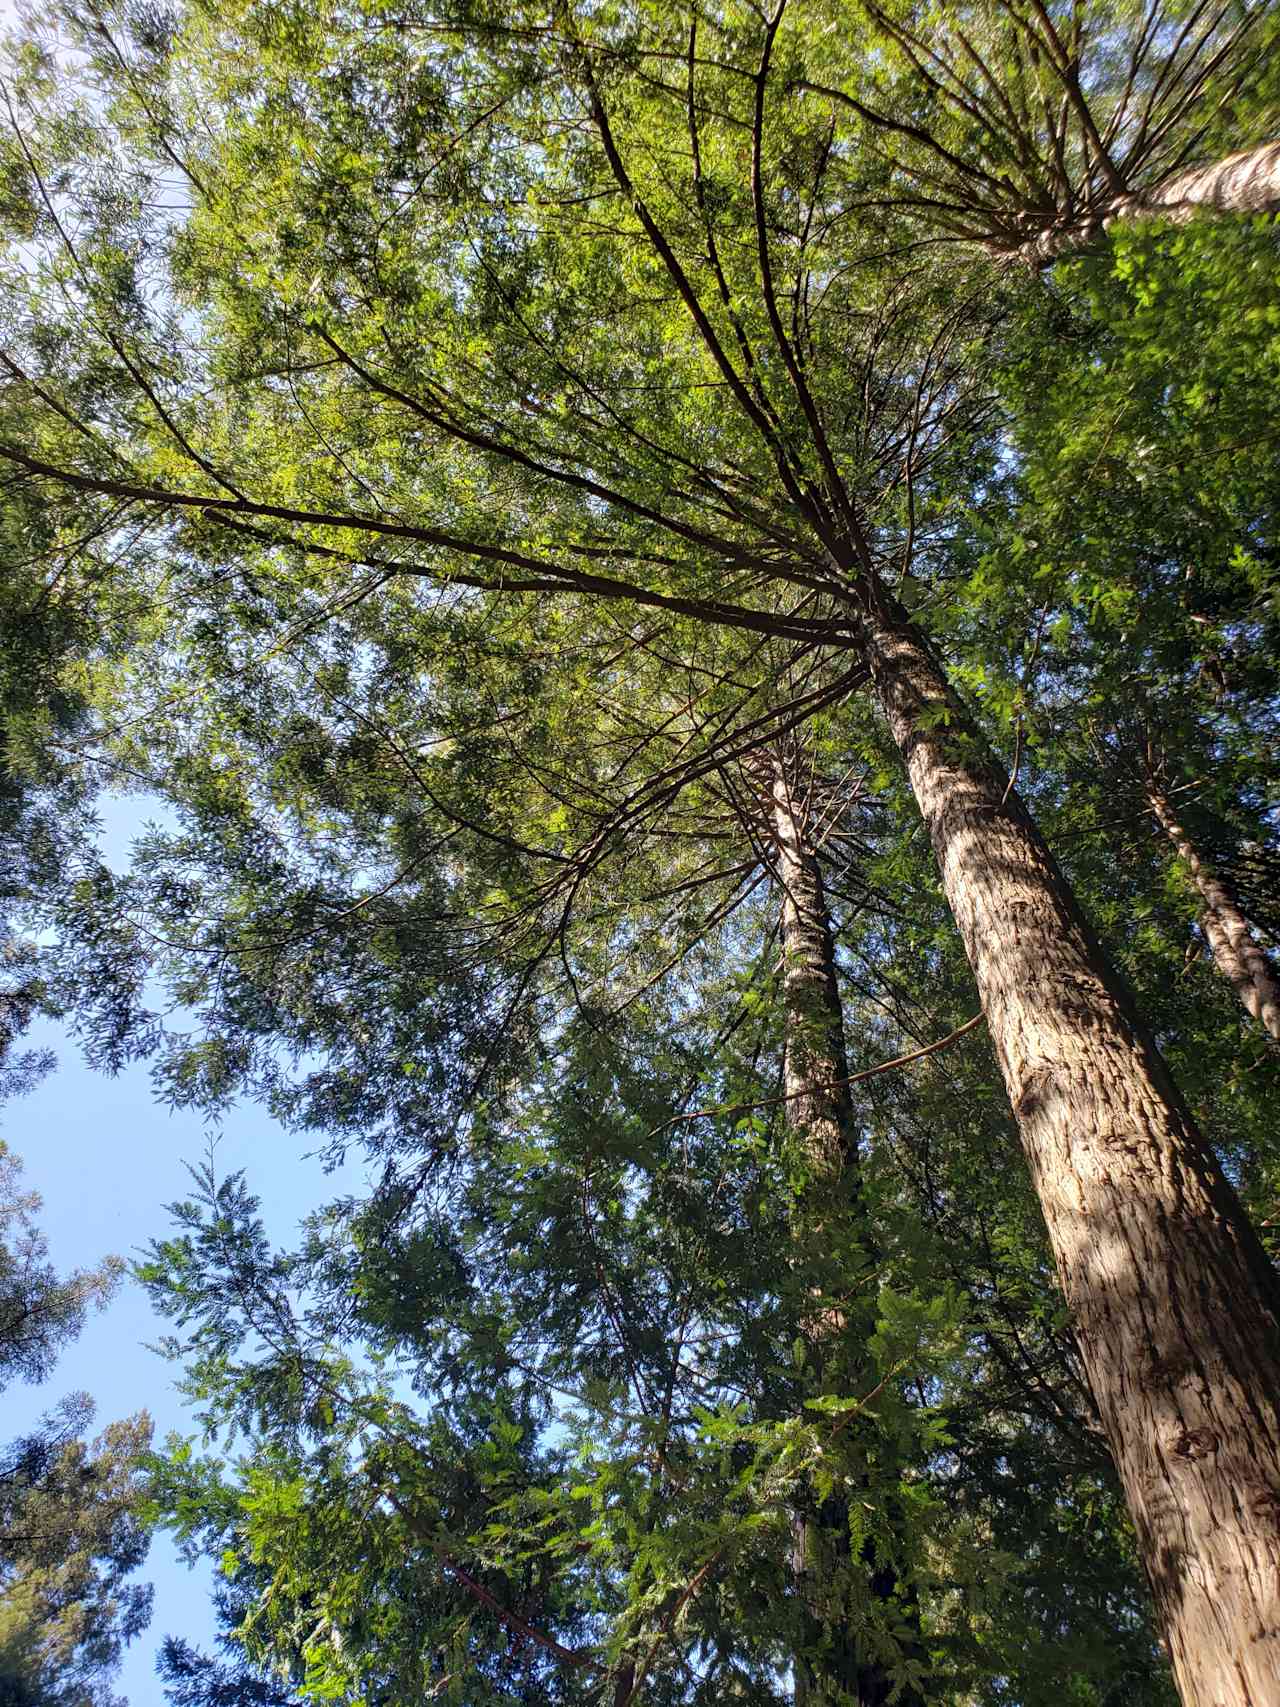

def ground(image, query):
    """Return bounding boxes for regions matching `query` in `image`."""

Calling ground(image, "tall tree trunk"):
[764,749,923,1707]
[1016,139,1280,264]
[1145,781,1280,1048]
[864,595,1280,1707]
[1128,140,1280,219]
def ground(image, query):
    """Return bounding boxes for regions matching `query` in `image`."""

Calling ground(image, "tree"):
[158,1624,301,1707]
[797,0,1280,263]
[964,212,1280,1050]
[155,1568,303,1707]
[3,2,1279,1699]
[118,622,1170,1702]
[1142,753,1280,1044]
[0,1145,120,1390]
[0,255,161,1092]
[0,1409,153,1707]
[0,1146,152,1707]
[119,669,953,1704]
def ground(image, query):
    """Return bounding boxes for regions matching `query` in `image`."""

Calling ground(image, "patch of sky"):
[4,785,373,1703]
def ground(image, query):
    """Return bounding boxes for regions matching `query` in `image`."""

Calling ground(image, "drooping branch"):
[0,443,850,646]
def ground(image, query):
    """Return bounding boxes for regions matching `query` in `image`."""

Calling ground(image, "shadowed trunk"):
[765,751,923,1707]
[1146,782,1280,1048]
[865,594,1280,1707]
[1016,139,1280,264]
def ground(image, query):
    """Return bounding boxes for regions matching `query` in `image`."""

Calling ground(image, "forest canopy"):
[1,1,1279,1704]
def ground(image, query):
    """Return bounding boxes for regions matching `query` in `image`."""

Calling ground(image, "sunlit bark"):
[1146,782,1280,1048]
[868,598,1280,1707]
[1013,141,1280,265]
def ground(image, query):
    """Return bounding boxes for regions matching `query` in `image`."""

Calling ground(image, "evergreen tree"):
[0,1147,152,1707]
[0,2,1277,1700]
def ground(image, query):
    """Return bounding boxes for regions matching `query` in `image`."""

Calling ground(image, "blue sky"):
[3,801,371,1703]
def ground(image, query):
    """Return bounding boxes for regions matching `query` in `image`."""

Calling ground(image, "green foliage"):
[0,1144,121,1389]
[0,2,1275,1703]
[0,1411,153,1707]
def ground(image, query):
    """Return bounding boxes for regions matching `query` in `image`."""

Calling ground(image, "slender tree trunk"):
[764,749,923,1707]
[864,595,1280,1707]
[770,752,854,1193]
[1146,782,1280,1047]
[1017,138,1280,264]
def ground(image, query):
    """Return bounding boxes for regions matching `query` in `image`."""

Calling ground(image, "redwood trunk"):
[866,600,1280,1707]
[770,755,855,1192]
[1018,138,1280,264]
[1146,783,1280,1047]
[766,752,922,1707]
[1141,140,1280,216]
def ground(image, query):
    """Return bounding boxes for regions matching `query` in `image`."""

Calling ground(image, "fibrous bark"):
[1146,782,1280,1048]
[1017,140,1280,266]
[866,596,1280,1707]
[770,752,857,1194]
[1114,141,1280,221]
[764,749,923,1707]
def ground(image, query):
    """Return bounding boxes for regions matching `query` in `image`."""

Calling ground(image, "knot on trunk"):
[1169,1428,1218,1462]
[1014,1064,1056,1117]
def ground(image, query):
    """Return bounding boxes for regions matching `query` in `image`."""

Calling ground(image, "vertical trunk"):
[771,754,855,1192]
[1146,782,1280,1047]
[866,598,1280,1707]
[766,752,923,1707]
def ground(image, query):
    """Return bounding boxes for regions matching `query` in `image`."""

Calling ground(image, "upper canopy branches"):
[796,0,1280,262]
[0,0,1005,657]
[2,0,1273,686]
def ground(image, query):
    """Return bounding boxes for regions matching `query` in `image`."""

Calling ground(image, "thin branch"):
[649,1012,986,1136]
